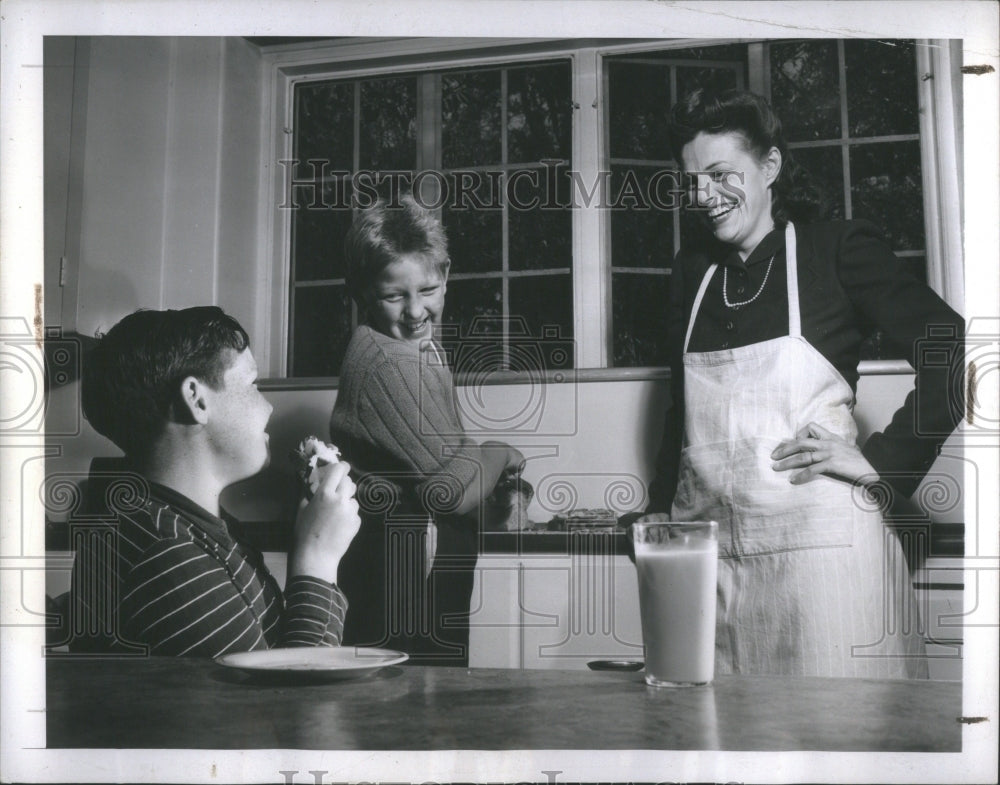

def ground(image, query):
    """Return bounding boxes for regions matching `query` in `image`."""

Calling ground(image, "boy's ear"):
[177,376,210,425]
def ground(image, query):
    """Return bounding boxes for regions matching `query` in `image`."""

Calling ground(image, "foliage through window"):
[284,40,927,377]
[287,60,573,377]
[606,46,748,367]
[767,39,924,359]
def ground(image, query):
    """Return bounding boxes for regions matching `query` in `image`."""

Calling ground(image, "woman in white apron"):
[643,90,965,678]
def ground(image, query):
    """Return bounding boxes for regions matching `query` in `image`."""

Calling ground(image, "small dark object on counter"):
[549,508,620,532]
[588,660,644,672]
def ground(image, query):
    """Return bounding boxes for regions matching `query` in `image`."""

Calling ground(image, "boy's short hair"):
[81,306,249,459]
[344,193,449,307]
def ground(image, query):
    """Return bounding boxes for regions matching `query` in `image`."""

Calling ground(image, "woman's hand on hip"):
[770,422,880,486]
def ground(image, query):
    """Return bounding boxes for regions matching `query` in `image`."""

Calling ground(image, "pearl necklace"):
[723,252,775,309]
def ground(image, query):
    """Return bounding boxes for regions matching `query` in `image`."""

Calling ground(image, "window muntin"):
[286,59,573,377]
[767,39,925,359]
[288,75,418,376]
[606,47,747,367]
[281,39,934,378]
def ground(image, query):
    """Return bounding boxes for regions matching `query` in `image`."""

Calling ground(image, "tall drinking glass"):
[632,519,718,687]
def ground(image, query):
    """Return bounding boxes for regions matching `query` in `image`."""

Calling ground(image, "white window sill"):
[259,359,914,391]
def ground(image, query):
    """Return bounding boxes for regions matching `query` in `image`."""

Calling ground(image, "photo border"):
[2,1,997,783]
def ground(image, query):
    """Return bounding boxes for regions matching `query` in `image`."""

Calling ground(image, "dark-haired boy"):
[70,306,360,656]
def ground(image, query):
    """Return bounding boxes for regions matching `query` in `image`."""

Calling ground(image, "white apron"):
[671,223,927,678]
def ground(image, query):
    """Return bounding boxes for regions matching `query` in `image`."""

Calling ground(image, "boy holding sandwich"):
[70,306,360,656]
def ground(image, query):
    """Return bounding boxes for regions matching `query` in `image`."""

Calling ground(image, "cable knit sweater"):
[330,325,482,505]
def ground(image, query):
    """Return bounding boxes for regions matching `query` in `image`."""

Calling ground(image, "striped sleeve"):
[120,538,264,657]
[119,537,350,655]
[280,576,349,647]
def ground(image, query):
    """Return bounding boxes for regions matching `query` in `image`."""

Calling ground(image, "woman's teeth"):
[709,203,737,220]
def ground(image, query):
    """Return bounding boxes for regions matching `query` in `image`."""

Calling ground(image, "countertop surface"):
[46,655,962,751]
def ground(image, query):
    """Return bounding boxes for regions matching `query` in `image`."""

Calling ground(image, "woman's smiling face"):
[367,254,447,343]
[681,131,781,257]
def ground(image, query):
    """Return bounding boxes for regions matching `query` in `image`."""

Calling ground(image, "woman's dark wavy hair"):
[81,306,250,459]
[668,88,823,225]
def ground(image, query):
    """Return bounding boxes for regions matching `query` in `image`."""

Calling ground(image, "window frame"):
[258,36,961,385]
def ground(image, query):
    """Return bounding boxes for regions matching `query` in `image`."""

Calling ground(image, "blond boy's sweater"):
[329,324,481,514]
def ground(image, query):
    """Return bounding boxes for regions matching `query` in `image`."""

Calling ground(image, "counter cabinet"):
[470,550,644,669]
[468,549,964,679]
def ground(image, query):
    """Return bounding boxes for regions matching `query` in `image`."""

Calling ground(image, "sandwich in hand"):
[290,436,341,498]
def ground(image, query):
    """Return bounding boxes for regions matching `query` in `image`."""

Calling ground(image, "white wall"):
[219,377,670,525]
[217,36,270,348]
[53,36,266,343]
[43,35,268,510]
[44,369,967,534]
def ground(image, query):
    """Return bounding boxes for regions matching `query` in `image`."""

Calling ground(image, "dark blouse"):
[647,220,965,511]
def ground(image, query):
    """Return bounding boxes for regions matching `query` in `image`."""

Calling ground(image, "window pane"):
[441,278,504,371]
[850,141,924,250]
[509,166,571,271]
[612,272,671,367]
[294,81,354,174]
[610,165,676,268]
[845,40,918,137]
[769,40,842,141]
[675,65,741,104]
[291,181,354,282]
[788,145,845,220]
[359,77,417,171]
[507,62,572,164]
[442,70,502,168]
[608,62,671,160]
[443,176,502,274]
[290,285,353,377]
[508,274,575,370]
[634,45,749,62]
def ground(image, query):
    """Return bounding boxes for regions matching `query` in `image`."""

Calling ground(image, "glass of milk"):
[631,519,718,687]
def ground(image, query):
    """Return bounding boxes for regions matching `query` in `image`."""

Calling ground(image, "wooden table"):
[45,656,961,751]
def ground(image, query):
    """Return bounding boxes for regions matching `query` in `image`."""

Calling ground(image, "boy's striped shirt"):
[70,481,347,657]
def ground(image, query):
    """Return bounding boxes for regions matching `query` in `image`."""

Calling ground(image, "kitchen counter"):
[45,655,961,751]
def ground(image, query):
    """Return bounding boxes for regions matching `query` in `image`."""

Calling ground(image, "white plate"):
[215,646,408,681]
